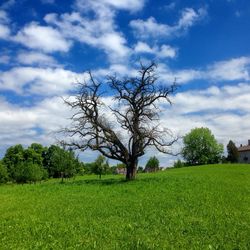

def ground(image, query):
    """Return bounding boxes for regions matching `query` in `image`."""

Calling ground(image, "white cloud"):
[13,22,72,53]
[155,56,250,84]
[1,56,248,98]
[0,67,81,95]
[0,10,10,39]
[134,42,177,58]
[130,7,207,39]
[172,83,250,115]
[1,82,250,166]
[0,96,70,147]
[159,45,177,58]
[0,10,9,22]
[0,24,10,39]
[134,41,153,53]
[16,51,58,66]
[43,0,145,62]
[75,0,145,12]
[156,63,202,84]
[207,57,250,81]
[177,8,206,32]
[45,11,130,62]
[130,17,169,39]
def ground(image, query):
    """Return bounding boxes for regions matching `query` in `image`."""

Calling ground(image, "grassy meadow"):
[0,164,249,249]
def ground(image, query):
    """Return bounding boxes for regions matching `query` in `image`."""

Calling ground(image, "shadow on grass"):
[61,175,167,186]
[56,172,169,186]
[61,177,129,186]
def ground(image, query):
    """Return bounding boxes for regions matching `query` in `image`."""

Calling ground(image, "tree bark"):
[126,161,137,180]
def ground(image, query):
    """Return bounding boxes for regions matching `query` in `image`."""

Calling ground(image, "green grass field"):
[0,164,249,249]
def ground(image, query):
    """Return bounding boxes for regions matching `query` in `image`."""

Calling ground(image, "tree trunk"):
[61,172,64,183]
[126,161,137,180]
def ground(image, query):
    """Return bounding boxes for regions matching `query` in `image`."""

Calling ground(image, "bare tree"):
[62,62,178,180]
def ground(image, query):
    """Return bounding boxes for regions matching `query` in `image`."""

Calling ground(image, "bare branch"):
[61,62,178,180]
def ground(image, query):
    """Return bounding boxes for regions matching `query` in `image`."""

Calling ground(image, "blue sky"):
[0,0,250,166]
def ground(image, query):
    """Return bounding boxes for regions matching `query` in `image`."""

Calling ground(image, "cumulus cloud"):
[0,10,10,39]
[0,67,81,95]
[130,7,207,39]
[16,51,58,67]
[206,57,250,81]
[0,24,10,39]
[134,42,177,58]
[156,56,250,84]
[0,10,9,22]
[75,0,145,12]
[1,56,249,97]
[45,10,130,62]
[0,96,70,147]
[172,84,250,115]
[13,22,72,53]
[1,82,250,165]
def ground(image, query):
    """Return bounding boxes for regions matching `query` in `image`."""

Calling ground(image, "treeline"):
[0,143,82,184]
[0,143,118,184]
[0,143,163,184]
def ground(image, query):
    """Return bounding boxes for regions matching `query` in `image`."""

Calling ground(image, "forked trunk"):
[126,161,137,180]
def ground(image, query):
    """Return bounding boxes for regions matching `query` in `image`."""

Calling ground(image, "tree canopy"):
[182,127,223,165]
[62,62,178,180]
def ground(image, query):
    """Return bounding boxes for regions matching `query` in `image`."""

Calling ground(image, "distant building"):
[116,168,126,175]
[238,140,250,163]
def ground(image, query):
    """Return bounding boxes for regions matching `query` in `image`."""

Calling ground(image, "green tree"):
[48,146,77,182]
[0,161,9,184]
[227,140,239,163]
[92,155,109,179]
[182,127,223,165]
[42,145,58,177]
[30,143,44,154]
[145,156,160,172]
[24,147,43,166]
[3,144,24,180]
[13,162,47,184]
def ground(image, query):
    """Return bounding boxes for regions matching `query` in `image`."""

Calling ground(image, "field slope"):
[0,164,249,249]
